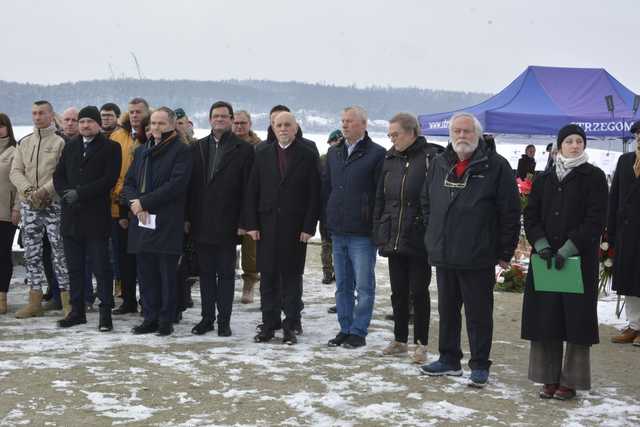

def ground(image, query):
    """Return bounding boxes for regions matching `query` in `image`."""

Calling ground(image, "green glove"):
[555,239,578,270]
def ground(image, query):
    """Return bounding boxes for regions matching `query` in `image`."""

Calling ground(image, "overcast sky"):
[2,0,638,93]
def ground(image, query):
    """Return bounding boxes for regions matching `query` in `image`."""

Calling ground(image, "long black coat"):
[123,131,192,255]
[522,163,608,345]
[516,155,536,180]
[53,133,121,239]
[421,140,521,269]
[608,151,640,296]
[187,131,254,246]
[245,139,320,274]
[373,137,443,257]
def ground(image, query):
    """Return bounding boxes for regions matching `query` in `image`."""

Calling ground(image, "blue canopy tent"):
[419,66,640,151]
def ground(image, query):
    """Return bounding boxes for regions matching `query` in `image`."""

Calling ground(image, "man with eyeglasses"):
[419,112,520,388]
[187,101,254,337]
[232,111,262,304]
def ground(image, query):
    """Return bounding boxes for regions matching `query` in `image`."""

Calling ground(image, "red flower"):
[516,178,533,195]
[608,247,615,257]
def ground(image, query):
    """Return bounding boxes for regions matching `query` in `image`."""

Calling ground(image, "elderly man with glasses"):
[419,112,520,388]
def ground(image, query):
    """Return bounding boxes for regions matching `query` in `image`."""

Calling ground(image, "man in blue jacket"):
[325,106,385,349]
[123,107,193,336]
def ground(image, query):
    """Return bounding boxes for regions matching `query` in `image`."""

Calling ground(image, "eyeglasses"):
[443,165,469,189]
[233,121,249,126]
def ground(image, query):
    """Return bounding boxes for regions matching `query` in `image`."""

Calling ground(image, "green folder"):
[530,254,584,294]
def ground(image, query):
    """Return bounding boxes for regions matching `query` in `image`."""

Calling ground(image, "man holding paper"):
[522,124,608,400]
[123,107,192,336]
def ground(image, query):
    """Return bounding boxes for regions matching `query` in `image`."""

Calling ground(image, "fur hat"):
[78,106,102,126]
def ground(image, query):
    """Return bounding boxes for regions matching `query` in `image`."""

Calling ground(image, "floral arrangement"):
[598,237,614,295]
[598,232,623,318]
[496,264,526,292]
[516,176,533,211]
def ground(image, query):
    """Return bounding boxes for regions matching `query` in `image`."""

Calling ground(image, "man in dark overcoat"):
[245,112,320,345]
[53,106,121,330]
[187,101,254,337]
[609,120,640,346]
[123,107,192,336]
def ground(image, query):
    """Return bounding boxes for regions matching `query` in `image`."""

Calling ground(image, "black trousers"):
[176,234,197,313]
[388,254,431,344]
[0,221,17,293]
[436,267,495,370]
[260,272,302,332]
[114,220,138,309]
[196,242,236,324]
[63,235,114,314]
[137,252,179,324]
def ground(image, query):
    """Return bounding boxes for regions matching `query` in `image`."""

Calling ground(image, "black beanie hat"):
[100,102,121,118]
[78,106,102,126]
[557,124,586,149]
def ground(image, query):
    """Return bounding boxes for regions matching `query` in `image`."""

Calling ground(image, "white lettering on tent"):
[428,120,450,129]
[571,121,633,133]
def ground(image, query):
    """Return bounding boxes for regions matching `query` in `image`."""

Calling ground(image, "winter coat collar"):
[385,136,427,159]
[33,125,57,138]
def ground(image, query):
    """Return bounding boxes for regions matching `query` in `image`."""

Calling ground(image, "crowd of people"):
[0,98,639,398]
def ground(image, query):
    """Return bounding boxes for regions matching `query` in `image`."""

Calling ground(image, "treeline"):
[0,79,490,131]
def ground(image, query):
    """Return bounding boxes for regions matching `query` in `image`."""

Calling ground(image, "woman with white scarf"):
[521,124,608,401]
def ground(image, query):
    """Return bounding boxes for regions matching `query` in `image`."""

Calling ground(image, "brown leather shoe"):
[539,383,558,399]
[633,334,640,347]
[553,386,576,401]
[611,327,638,344]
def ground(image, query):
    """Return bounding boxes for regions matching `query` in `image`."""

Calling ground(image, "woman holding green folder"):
[521,124,608,400]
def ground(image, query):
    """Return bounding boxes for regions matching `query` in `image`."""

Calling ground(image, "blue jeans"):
[332,234,376,337]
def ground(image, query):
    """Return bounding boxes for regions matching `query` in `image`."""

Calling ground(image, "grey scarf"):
[555,151,589,181]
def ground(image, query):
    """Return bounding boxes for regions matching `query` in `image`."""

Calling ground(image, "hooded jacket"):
[421,138,521,269]
[10,126,65,201]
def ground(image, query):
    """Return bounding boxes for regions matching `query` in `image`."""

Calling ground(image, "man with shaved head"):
[246,112,320,345]
[61,107,79,142]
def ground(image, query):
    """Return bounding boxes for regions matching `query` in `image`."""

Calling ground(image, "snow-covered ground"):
[1,246,639,426]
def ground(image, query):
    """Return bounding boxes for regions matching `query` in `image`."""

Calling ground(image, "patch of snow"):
[82,391,161,424]
[420,400,477,422]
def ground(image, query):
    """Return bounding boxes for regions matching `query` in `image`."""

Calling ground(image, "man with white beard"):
[419,112,520,388]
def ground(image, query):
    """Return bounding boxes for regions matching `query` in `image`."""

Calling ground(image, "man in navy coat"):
[123,107,192,336]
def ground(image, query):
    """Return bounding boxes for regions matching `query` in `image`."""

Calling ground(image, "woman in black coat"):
[373,113,443,364]
[607,124,640,344]
[522,124,608,400]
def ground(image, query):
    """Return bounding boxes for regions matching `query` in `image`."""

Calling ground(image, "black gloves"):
[62,189,79,205]
[537,247,554,270]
